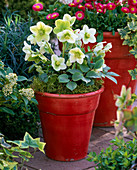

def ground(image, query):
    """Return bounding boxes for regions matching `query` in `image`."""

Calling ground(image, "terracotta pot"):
[89,32,137,127]
[35,87,104,161]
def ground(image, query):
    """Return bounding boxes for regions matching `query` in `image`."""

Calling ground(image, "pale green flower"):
[93,42,106,53]
[74,29,81,41]
[104,43,112,52]
[22,41,31,54]
[27,34,37,45]
[80,25,96,44]
[69,47,85,64]
[63,14,76,26]
[30,21,52,42]
[53,19,73,34]
[57,30,78,43]
[37,41,51,54]
[19,88,34,101]
[51,54,66,71]
[66,59,72,66]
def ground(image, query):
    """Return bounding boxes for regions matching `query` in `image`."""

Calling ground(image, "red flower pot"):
[35,87,104,161]
[84,32,137,127]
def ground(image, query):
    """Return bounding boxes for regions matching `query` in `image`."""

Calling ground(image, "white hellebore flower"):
[23,41,32,61]
[30,21,52,42]
[104,43,112,52]
[93,41,106,53]
[57,29,78,43]
[63,14,76,26]
[80,25,96,44]
[27,34,37,45]
[51,54,67,71]
[69,47,85,64]
[23,41,31,54]
[37,41,51,54]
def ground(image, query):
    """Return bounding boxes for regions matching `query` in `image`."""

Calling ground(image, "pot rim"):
[35,86,104,99]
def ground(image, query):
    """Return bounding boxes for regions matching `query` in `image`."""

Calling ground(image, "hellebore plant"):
[23,14,119,94]
[36,0,131,41]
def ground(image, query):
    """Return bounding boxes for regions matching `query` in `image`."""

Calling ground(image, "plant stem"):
[46,42,54,55]
[62,42,66,58]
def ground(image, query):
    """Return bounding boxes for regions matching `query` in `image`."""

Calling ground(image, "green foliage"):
[87,137,137,170]
[0,12,35,78]
[0,60,40,140]
[38,0,128,41]
[118,14,137,58]
[0,132,45,170]
[0,0,55,20]
[31,76,103,94]
[115,85,137,138]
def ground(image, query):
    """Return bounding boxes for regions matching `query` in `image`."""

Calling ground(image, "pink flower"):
[107,3,116,10]
[74,0,83,5]
[75,11,85,20]
[121,7,130,13]
[32,3,43,11]
[130,0,137,6]
[78,4,85,11]
[46,14,52,20]
[85,3,94,9]
[97,8,103,13]
[129,6,137,13]
[51,12,59,19]
[97,3,104,9]
[68,2,77,7]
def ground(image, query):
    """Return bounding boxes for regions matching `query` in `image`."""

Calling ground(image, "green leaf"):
[79,63,90,72]
[22,96,28,106]
[72,72,83,81]
[39,73,48,83]
[1,137,11,148]
[21,132,39,148]
[0,69,5,77]
[10,94,17,100]
[105,75,117,84]
[106,72,119,77]
[58,74,70,83]
[28,64,35,73]
[82,77,91,84]
[17,76,27,81]
[0,107,15,115]
[97,32,103,42]
[94,59,104,69]
[67,69,82,74]
[34,138,46,154]
[128,69,137,80]
[86,71,100,78]
[31,98,38,105]
[6,67,13,74]
[66,81,77,91]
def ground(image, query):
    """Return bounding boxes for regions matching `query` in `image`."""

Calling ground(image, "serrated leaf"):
[58,74,70,83]
[66,81,77,91]
[72,72,83,81]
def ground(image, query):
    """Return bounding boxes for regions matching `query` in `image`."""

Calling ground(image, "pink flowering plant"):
[23,14,118,94]
[36,0,133,41]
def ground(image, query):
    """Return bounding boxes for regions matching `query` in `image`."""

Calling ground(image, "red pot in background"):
[35,87,104,161]
[88,32,137,127]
